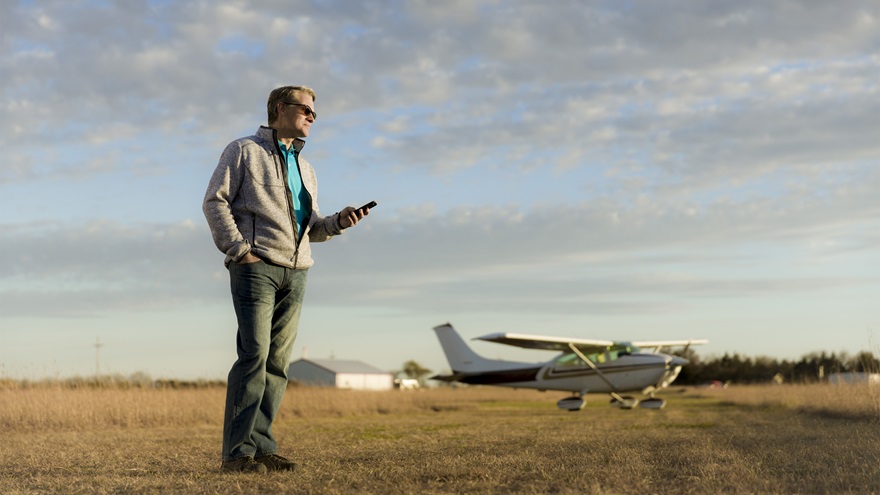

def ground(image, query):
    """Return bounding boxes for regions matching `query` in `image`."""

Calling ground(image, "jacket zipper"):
[272,131,301,266]
[294,149,315,241]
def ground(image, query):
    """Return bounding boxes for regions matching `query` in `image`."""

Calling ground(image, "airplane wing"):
[633,339,709,353]
[478,333,708,353]
[476,332,615,353]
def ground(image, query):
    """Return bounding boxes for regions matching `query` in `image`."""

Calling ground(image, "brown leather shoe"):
[221,456,268,473]
[255,454,298,472]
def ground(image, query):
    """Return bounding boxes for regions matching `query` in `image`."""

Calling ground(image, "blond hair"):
[267,86,317,124]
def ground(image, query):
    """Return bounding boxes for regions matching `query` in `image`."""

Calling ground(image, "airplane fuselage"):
[449,353,679,394]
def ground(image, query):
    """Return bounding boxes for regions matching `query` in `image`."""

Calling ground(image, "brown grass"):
[1,383,878,494]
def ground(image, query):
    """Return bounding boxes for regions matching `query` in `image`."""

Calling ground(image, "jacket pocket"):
[249,162,287,187]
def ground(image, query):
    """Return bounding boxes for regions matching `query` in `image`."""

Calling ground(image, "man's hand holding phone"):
[338,201,377,229]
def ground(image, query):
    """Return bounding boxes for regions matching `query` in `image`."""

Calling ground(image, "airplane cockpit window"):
[621,343,640,354]
[610,343,639,359]
[554,353,585,367]
[554,351,602,367]
[560,345,640,365]
[553,344,641,369]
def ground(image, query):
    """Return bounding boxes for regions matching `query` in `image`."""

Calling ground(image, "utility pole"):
[95,336,103,380]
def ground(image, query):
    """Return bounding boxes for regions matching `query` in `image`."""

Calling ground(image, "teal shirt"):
[279,142,312,238]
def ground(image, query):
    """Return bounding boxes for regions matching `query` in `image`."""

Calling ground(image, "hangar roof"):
[292,358,390,375]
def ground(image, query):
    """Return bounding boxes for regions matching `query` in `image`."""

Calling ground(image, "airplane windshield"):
[555,352,594,367]
[553,343,640,367]
[607,342,639,359]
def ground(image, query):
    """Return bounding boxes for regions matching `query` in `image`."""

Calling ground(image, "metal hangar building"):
[287,358,394,390]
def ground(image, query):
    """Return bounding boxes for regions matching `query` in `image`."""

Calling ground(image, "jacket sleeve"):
[307,210,345,242]
[202,141,251,262]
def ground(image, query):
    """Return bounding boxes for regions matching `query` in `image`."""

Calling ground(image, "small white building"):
[287,358,394,390]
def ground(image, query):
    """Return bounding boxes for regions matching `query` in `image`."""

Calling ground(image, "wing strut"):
[567,343,628,402]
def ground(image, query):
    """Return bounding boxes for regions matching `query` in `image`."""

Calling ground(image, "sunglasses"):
[283,102,317,120]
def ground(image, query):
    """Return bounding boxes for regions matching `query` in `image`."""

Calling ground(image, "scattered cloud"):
[1,0,877,375]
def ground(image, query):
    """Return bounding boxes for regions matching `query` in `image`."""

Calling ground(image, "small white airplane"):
[431,323,707,411]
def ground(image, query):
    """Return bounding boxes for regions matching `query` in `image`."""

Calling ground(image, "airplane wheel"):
[639,398,666,409]
[610,396,639,409]
[557,397,586,411]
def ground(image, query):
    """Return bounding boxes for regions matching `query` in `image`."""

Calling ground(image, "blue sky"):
[2,0,878,380]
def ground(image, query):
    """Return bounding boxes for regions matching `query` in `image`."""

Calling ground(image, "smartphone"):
[358,201,377,211]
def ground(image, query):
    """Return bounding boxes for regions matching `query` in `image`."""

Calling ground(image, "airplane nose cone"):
[668,355,689,367]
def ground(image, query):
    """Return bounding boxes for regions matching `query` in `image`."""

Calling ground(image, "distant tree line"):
[675,349,880,385]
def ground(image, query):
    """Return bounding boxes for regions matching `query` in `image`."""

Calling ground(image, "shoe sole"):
[221,462,268,474]
[221,467,268,474]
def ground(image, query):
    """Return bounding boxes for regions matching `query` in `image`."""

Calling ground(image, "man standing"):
[203,86,370,473]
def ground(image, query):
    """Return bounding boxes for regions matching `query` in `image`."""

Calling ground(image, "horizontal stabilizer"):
[430,373,466,382]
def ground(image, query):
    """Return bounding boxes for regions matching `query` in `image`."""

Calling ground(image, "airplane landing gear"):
[639,397,666,409]
[557,396,586,411]
[609,395,640,409]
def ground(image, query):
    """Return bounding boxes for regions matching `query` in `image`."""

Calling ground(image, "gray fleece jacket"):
[203,126,344,269]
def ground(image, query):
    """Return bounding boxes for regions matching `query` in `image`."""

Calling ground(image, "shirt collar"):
[259,126,306,153]
[279,138,306,154]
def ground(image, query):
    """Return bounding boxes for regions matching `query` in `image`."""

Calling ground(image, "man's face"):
[276,93,316,138]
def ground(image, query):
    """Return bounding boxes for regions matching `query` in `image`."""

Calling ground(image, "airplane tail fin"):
[432,323,506,373]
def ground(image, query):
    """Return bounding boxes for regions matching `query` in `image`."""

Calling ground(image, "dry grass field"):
[2,381,878,494]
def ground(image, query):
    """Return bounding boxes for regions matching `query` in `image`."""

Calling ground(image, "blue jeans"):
[222,260,308,461]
